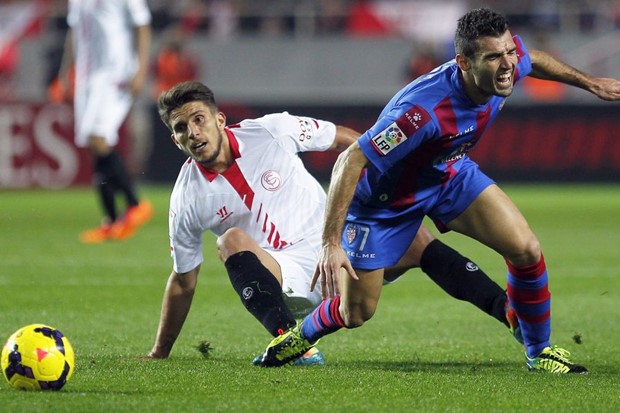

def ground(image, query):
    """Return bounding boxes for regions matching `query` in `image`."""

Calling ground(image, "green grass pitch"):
[1,184,619,412]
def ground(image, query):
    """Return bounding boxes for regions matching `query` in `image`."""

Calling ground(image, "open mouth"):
[192,142,207,151]
[496,72,512,88]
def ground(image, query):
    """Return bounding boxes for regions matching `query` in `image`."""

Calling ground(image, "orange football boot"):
[110,200,154,240]
[79,222,113,243]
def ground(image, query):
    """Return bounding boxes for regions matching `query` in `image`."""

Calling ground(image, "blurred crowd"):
[118,0,620,38]
[2,0,620,102]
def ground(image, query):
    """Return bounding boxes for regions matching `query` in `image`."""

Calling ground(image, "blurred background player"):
[144,81,521,365]
[56,0,153,243]
[152,29,198,100]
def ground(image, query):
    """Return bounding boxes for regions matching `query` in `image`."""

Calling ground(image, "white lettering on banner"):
[0,103,83,188]
[33,105,78,188]
[0,105,32,187]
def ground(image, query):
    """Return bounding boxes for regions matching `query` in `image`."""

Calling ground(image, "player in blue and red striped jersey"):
[258,8,620,372]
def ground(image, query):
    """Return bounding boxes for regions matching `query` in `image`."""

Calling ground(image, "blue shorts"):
[341,158,494,270]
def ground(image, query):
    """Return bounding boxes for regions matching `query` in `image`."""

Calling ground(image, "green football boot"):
[257,322,315,367]
[526,346,588,374]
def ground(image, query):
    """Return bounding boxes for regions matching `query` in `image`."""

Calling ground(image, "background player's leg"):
[103,150,140,207]
[93,152,119,222]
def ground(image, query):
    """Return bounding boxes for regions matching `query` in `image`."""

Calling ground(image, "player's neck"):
[460,71,492,105]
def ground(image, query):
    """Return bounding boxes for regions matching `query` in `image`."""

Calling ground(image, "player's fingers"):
[333,274,341,297]
[320,265,329,299]
[328,273,337,298]
[330,262,343,297]
[344,261,358,280]
[310,267,320,292]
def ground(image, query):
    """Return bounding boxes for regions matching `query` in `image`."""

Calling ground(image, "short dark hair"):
[157,81,218,129]
[454,8,509,58]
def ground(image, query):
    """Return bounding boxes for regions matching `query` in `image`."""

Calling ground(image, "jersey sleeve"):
[513,35,533,83]
[169,198,204,274]
[357,103,437,173]
[127,0,152,26]
[258,112,337,154]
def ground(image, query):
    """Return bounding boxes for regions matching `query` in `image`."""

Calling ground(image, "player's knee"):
[506,235,541,266]
[340,303,376,329]
[216,228,253,261]
[173,271,197,293]
[88,135,111,156]
[412,225,436,252]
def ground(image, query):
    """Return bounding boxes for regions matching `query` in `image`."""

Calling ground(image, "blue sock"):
[300,297,345,343]
[506,255,551,358]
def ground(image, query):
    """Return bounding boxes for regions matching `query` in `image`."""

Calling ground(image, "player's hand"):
[590,77,620,101]
[140,348,169,360]
[140,351,168,360]
[311,243,358,299]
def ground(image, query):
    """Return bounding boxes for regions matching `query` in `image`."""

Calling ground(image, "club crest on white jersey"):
[261,170,282,191]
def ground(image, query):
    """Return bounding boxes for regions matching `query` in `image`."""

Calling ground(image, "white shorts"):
[265,236,323,318]
[73,72,133,147]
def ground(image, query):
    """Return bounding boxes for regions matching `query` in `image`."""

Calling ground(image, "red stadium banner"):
[148,103,620,184]
[0,102,88,188]
[3,102,618,188]
[0,102,128,188]
[471,107,620,181]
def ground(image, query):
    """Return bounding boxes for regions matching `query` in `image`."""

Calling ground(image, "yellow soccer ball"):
[1,324,75,390]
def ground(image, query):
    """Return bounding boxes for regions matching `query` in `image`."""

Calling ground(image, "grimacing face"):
[168,101,227,166]
[462,30,518,103]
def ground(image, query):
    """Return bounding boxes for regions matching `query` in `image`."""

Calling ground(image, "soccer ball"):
[1,324,75,391]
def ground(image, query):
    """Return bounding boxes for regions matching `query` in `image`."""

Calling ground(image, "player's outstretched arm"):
[311,142,367,298]
[529,49,620,101]
[131,24,152,96]
[144,266,199,359]
[329,125,361,152]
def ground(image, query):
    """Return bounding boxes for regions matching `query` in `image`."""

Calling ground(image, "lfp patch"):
[371,123,407,155]
[370,105,432,156]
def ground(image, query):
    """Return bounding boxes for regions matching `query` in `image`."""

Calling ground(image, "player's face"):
[460,30,518,103]
[168,101,227,166]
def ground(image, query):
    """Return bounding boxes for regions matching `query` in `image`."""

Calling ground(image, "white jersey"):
[68,0,150,82]
[169,112,335,275]
[67,0,151,146]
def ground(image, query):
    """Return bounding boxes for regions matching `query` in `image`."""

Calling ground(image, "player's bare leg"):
[258,267,384,367]
[447,184,586,373]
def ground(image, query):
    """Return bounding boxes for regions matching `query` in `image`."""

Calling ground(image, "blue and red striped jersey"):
[355,35,532,213]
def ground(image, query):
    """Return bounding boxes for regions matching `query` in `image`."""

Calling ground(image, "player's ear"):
[456,54,471,71]
[170,134,182,150]
[215,112,226,129]
[216,111,226,128]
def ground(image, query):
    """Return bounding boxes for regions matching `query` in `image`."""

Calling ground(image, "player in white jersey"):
[145,81,520,364]
[57,0,153,243]
[167,112,335,315]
